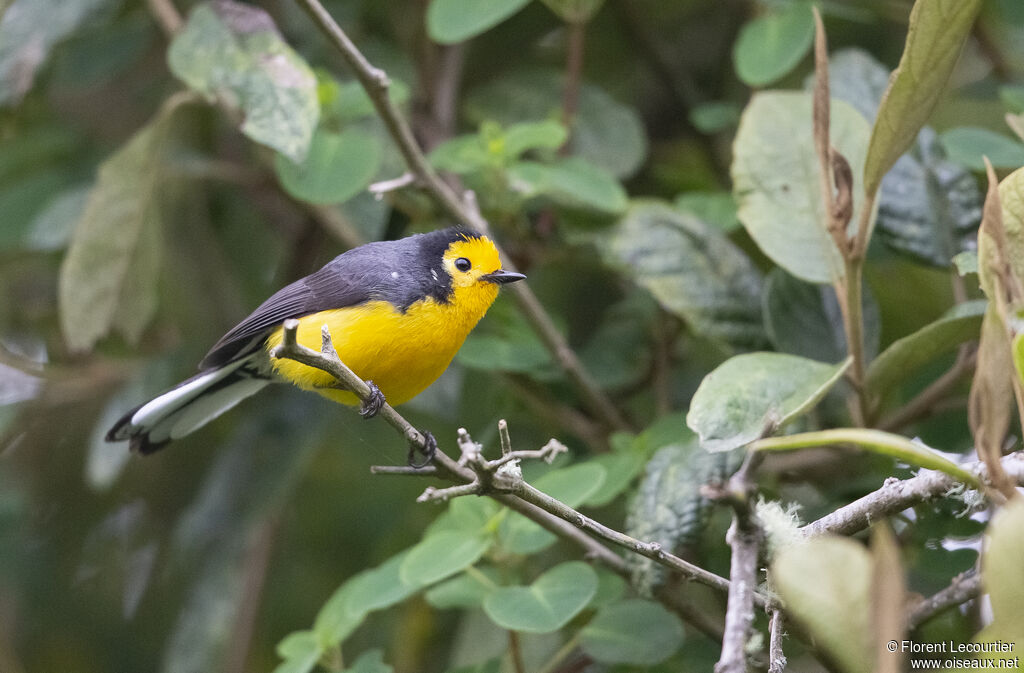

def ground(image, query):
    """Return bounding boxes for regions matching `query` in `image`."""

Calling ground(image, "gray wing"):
[198,263,371,369]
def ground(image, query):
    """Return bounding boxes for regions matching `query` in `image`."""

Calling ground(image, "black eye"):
[455,257,472,272]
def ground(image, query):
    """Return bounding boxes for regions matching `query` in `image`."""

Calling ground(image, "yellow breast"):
[263,281,499,406]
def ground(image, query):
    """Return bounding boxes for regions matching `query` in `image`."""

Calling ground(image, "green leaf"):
[753,429,981,487]
[939,126,1024,171]
[24,184,90,252]
[953,250,979,276]
[687,353,851,453]
[429,134,492,174]
[689,101,741,134]
[978,499,1024,650]
[732,91,873,283]
[168,0,319,163]
[400,530,492,587]
[273,631,321,673]
[508,158,627,214]
[999,84,1024,113]
[274,128,381,205]
[503,120,568,157]
[327,78,410,122]
[343,650,392,673]
[772,537,872,673]
[426,0,532,45]
[763,268,880,364]
[579,599,684,665]
[674,191,740,233]
[626,441,742,593]
[58,94,189,352]
[497,463,606,554]
[821,49,982,267]
[863,0,984,196]
[0,0,112,106]
[877,128,983,266]
[594,200,764,346]
[465,69,647,178]
[733,2,814,87]
[865,299,985,397]
[313,551,418,646]
[578,291,657,390]
[482,562,597,633]
[590,568,626,609]
[425,566,499,609]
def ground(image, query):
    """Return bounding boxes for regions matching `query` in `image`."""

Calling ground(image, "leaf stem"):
[751,428,982,489]
[536,634,581,673]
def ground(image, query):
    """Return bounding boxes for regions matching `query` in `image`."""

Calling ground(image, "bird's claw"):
[408,430,437,469]
[359,381,385,419]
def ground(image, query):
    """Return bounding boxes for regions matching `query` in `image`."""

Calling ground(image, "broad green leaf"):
[999,85,1024,113]
[343,650,392,673]
[59,94,188,352]
[877,128,983,267]
[539,0,604,23]
[732,92,873,283]
[579,291,657,390]
[940,127,1024,171]
[823,49,982,268]
[579,599,684,665]
[326,78,410,122]
[504,120,568,157]
[425,566,499,609]
[399,530,492,587]
[863,0,984,196]
[273,631,321,673]
[508,158,627,214]
[482,562,597,633]
[687,352,851,453]
[426,0,532,45]
[465,70,647,178]
[586,415,695,508]
[168,1,318,162]
[976,499,1024,650]
[458,295,553,373]
[674,191,740,233]
[590,568,626,609]
[313,551,418,646]
[594,200,764,346]
[0,0,112,106]
[763,268,880,364]
[772,537,872,673]
[689,102,741,135]
[953,250,979,276]
[625,440,742,593]
[866,299,985,397]
[429,134,492,174]
[733,2,814,87]
[274,128,380,205]
[497,463,606,554]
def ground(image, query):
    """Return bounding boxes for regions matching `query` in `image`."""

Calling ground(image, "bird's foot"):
[359,381,385,419]
[408,430,437,469]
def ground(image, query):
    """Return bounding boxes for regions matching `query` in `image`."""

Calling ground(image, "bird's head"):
[441,232,526,290]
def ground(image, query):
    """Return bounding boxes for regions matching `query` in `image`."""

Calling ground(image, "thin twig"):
[508,631,526,673]
[801,452,1024,538]
[292,0,632,433]
[906,570,981,630]
[268,321,749,604]
[767,610,787,673]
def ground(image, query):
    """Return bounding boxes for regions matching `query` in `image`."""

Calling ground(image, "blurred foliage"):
[3,0,1024,672]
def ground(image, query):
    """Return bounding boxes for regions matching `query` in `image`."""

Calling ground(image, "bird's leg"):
[408,430,437,468]
[359,381,386,419]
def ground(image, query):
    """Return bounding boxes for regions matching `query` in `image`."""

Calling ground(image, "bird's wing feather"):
[199,264,371,369]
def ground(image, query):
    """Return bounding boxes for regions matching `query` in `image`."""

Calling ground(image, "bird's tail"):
[106,356,271,454]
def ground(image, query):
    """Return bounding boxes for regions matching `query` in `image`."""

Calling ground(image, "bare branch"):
[907,570,981,630]
[801,452,1024,538]
[768,610,787,673]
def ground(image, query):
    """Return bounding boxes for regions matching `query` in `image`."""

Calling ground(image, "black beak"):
[481,269,527,284]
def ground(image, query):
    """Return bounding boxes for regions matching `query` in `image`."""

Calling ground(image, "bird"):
[106,227,526,463]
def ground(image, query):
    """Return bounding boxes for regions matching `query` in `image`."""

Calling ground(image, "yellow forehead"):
[444,235,501,271]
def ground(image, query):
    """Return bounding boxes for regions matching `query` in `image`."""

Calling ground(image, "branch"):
[800,452,1024,538]
[713,455,764,673]
[292,0,632,433]
[768,610,787,673]
[906,570,981,630]
[268,321,754,608]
